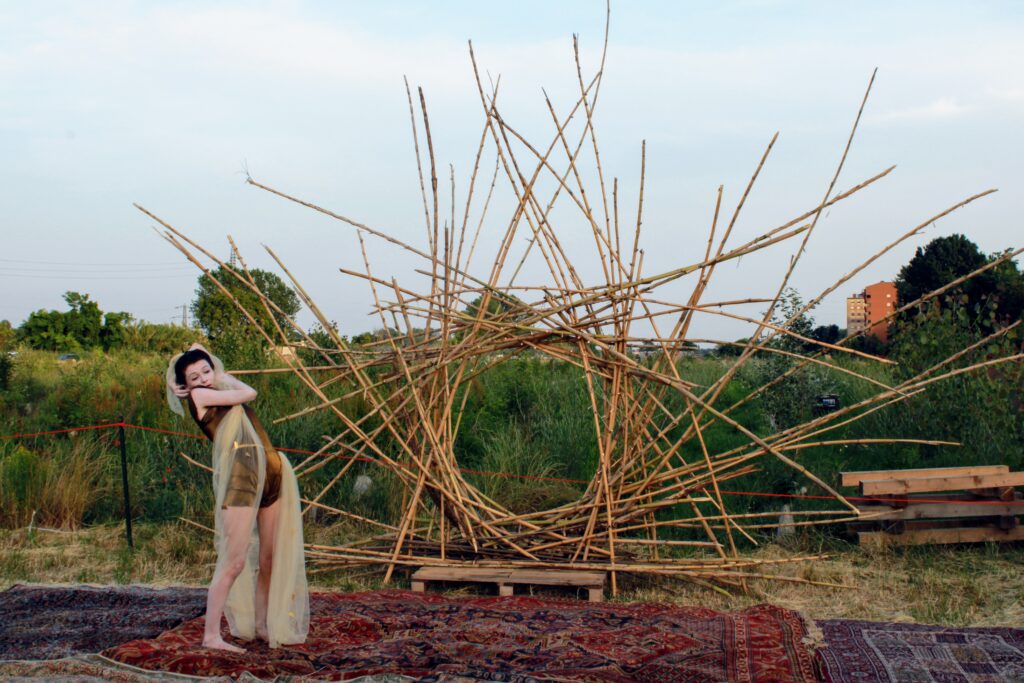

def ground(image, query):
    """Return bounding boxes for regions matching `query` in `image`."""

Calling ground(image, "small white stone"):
[777,504,795,538]
[353,474,373,498]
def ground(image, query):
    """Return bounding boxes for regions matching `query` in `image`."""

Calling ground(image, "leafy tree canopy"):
[17,292,133,352]
[809,324,843,347]
[120,322,198,354]
[191,266,301,360]
[895,234,1024,324]
[455,293,526,343]
[298,321,347,365]
[0,320,17,350]
[766,288,816,353]
[464,294,519,319]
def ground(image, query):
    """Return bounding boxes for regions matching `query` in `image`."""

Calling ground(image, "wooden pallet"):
[841,465,1024,547]
[411,566,606,602]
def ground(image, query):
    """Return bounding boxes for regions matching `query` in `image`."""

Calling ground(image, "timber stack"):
[842,466,1024,547]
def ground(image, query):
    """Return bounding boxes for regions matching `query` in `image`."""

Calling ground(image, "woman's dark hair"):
[174,349,214,387]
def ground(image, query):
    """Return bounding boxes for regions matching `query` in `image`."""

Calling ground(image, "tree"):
[896,234,1024,325]
[849,333,888,356]
[191,267,301,363]
[716,338,750,356]
[766,288,816,353]
[885,235,1024,468]
[755,288,838,431]
[0,320,13,391]
[18,309,75,351]
[464,294,513,319]
[349,327,401,347]
[809,324,843,347]
[0,320,15,350]
[888,297,1024,469]
[99,311,134,350]
[62,291,103,349]
[455,293,525,343]
[120,322,199,354]
[17,292,130,352]
[350,330,375,346]
[299,322,346,365]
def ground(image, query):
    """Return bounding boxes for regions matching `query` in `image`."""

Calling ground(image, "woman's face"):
[182,360,215,390]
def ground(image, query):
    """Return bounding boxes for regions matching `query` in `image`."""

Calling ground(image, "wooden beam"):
[858,524,1024,548]
[841,465,1009,488]
[508,568,605,588]
[856,502,1024,521]
[860,472,1024,496]
[413,566,513,582]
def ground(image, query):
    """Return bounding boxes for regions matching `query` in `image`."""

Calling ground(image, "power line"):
[0,258,189,266]
[0,273,195,280]
[0,267,194,274]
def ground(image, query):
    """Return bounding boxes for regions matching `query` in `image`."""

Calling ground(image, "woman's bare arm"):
[216,372,251,391]
[192,371,257,409]
[191,385,257,409]
[184,343,257,408]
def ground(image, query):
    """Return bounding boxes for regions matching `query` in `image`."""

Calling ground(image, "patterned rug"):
[102,589,819,682]
[817,619,1024,682]
[0,653,418,682]
[0,583,207,660]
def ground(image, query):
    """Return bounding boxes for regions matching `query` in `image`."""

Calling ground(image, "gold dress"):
[188,398,283,509]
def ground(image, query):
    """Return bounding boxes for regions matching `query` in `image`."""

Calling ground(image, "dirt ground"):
[1,522,1021,627]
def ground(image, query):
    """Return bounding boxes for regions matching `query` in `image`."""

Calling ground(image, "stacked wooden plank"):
[841,466,1024,547]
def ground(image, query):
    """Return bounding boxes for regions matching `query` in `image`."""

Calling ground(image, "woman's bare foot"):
[256,627,269,642]
[202,636,246,654]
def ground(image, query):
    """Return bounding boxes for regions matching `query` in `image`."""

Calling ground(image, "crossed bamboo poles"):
[142,32,1018,594]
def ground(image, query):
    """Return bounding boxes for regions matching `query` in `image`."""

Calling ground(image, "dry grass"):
[0,441,112,530]
[0,522,215,587]
[0,521,386,591]
[1,524,1021,627]
[614,538,1024,628]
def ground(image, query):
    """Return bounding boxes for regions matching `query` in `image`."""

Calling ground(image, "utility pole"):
[174,305,188,327]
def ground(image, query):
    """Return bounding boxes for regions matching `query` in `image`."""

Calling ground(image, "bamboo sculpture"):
[141,26,1022,595]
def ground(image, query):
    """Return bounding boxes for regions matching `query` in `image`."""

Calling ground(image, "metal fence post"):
[118,417,133,548]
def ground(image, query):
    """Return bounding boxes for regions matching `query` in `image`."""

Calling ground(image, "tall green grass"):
[0,342,1020,536]
[0,440,110,529]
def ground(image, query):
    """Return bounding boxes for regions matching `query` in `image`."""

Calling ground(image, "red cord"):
[2,421,1022,506]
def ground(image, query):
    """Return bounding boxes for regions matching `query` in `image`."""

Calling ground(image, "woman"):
[166,343,309,652]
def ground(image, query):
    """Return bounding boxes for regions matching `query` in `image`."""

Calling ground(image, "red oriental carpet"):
[101,589,819,682]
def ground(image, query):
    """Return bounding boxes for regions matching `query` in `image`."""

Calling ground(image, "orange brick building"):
[846,281,897,343]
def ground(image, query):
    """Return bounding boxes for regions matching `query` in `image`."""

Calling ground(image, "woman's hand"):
[172,383,191,398]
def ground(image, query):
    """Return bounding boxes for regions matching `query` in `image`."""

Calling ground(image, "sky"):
[2,1,1022,344]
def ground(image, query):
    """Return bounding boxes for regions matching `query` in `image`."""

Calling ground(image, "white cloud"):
[987,86,1024,102]
[1,3,1022,333]
[869,96,975,124]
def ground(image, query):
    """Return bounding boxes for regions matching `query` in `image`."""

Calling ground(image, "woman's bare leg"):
[255,499,280,641]
[203,505,257,652]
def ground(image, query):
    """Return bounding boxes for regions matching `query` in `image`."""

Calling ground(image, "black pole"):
[118,417,134,549]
